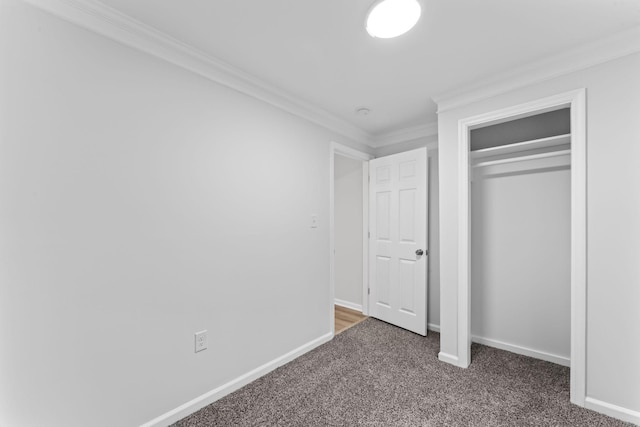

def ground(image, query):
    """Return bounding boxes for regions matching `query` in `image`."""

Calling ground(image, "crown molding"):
[433,25,640,113]
[372,121,438,147]
[21,0,375,146]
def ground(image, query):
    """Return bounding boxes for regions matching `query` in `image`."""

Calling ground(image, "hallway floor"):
[334,305,367,334]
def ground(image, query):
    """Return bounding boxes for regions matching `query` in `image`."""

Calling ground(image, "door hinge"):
[368,288,370,295]
[368,231,370,238]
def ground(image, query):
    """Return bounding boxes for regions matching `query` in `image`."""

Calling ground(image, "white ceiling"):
[97,0,640,137]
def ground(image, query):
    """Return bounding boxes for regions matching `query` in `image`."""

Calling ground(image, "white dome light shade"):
[366,0,421,39]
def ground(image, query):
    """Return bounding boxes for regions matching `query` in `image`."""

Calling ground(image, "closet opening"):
[453,89,587,406]
[469,107,572,367]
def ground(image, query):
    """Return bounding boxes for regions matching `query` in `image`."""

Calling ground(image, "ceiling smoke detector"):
[366,0,421,39]
[356,107,371,116]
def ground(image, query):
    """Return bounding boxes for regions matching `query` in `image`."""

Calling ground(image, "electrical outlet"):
[310,214,318,228]
[194,330,207,353]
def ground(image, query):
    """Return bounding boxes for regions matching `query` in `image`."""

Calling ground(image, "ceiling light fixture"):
[366,0,421,39]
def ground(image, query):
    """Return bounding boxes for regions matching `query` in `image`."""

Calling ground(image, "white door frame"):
[454,89,587,406]
[329,142,374,335]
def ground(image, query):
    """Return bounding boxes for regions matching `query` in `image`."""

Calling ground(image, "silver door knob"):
[416,249,424,256]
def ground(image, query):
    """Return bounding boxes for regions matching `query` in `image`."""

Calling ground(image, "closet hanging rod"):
[472,149,571,168]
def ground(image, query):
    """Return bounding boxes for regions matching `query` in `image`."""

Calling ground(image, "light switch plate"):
[310,214,318,228]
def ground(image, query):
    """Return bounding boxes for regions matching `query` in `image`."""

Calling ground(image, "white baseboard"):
[427,323,440,333]
[140,332,333,427]
[438,351,460,366]
[471,335,570,367]
[334,299,363,312]
[585,397,640,426]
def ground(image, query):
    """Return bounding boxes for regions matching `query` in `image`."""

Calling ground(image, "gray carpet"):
[174,318,629,426]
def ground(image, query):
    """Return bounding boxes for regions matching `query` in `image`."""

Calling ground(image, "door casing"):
[329,142,373,335]
[448,88,587,407]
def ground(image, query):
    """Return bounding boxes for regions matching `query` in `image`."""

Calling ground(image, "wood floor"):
[335,305,368,334]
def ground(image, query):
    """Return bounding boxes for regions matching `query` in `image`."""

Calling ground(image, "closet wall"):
[470,110,571,364]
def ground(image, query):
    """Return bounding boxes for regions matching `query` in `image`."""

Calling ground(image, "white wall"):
[0,1,369,426]
[374,135,438,158]
[471,162,571,362]
[438,52,640,419]
[334,155,363,308]
[374,137,440,330]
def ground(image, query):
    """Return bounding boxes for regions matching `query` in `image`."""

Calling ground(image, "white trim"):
[427,323,440,333]
[372,122,439,147]
[332,143,373,162]
[457,117,472,368]
[569,89,587,407]
[433,26,640,113]
[437,351,463,367]
[329,147,336,336]
[21,0,373,147]
[454,89,587,406]
[471,335,570,367]
[330,142,373,334]
[334,299,363,312]
[584,397,640,426]
[361,161,370,316]
[140,332,333,427]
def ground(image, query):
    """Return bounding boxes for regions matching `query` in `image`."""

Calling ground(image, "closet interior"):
[469,107,572,366]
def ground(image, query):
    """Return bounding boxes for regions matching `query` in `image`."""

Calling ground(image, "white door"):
[368,147,428,335]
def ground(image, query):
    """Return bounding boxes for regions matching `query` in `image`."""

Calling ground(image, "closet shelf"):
[470,133,571,160]
[472,149,571,168]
